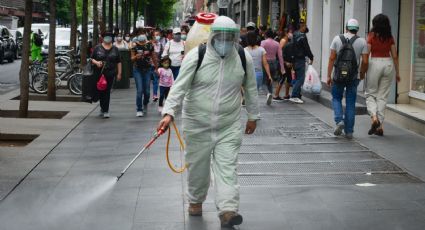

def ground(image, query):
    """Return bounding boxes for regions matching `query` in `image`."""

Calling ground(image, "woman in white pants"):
[366,14,401,136]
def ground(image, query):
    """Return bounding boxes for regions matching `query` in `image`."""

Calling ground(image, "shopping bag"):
[303,65,321,94]
[96,74,108,91]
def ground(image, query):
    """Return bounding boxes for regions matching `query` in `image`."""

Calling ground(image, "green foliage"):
[150,0,177,27]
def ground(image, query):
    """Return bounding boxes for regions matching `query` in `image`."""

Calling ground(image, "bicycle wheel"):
[55,57,72,73]
[68,73,82,95]
[32,72,49,94]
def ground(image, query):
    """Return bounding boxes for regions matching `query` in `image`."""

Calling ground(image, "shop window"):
[413,0,425,94]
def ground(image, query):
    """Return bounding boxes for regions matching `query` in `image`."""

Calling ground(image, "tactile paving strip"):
[238,160,403,174]
[238,151,383,162]
[240,143,366,153]
[238,173,422,186]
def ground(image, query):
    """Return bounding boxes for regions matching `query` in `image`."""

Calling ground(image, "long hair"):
[247,31,257,47]
[371,14,392,41]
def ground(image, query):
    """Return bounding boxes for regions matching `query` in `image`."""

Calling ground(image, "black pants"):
[159,86,170,107]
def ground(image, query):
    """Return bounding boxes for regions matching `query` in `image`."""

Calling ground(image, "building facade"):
[0,0,47,29]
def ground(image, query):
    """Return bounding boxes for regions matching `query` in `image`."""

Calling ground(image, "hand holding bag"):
[96,63,108,91]
[82,59,94,77]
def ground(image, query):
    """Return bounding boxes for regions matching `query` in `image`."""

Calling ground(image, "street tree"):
[81,0,88,67]
[93,0,99,46]
[18,0,32,118]
[133,0,138,31]
[109,0,113,31]
[70,0,77,51]
[48,0,57,101]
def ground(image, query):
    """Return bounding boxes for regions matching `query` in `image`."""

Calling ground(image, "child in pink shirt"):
[158,57,174,112]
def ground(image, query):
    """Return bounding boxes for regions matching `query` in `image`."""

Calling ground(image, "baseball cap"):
[346,18,359,31]
[172,28,181,34]
[246,22,256,29]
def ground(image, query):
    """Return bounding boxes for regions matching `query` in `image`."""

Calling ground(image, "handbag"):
[96,63,107,91]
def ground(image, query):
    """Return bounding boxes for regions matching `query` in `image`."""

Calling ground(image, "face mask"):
[125,36,130,41]
[288,33,293,40]
[138,35,147,42]
[116,36,123,42]
[181,35,187,41]
[103,36,112,44]
[155,36,161,41]
[213,38,234,57]
[162,63,170,68]
[173,34,181,42]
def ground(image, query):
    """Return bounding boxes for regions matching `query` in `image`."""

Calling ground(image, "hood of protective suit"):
[207,16,240,58]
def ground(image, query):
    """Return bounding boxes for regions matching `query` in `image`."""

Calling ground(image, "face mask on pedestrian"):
[138,35,147,43]
[161,61,170,69]
[155,36,161,41]
[116,36,123,42]
[213,36,235,57]
[103,36,113,44]
[181,34,187,41]
[173,34,181,42]
[125,36,130,42]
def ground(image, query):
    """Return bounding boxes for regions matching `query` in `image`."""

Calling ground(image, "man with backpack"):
[289,21,314,104]
[327,19,369,139]
[30,29,43,62]
[157,16,259,228]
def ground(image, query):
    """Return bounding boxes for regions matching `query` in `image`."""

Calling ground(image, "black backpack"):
[33,33,43,46]
[196,43,247,76]
[282,39,296,63]
[333,35,358,84]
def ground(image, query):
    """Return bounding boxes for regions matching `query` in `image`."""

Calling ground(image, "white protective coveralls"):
[162,16,259,215]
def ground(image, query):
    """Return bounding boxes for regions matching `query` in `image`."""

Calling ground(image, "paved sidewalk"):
[1,85,425,230]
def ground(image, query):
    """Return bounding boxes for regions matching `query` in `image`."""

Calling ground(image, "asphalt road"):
[0,59,21,95]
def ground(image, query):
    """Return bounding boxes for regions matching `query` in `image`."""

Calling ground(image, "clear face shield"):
[209,25,240,58]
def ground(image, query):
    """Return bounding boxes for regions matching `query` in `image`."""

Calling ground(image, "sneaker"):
[219,211,243,228]
[188,203,202,216]
[98,110,104,117]
[158,106,163,113]
[103,112,110,118]
[257,113,262,120]
[345,133,353,139]
[283,95,290,100]
[136,111,144,117]
[266,93,272,105]
[334,121,345,136]
[153,97,158,102]
[368,120,381,135]
[273,96,284,102]
[289,97,304,104]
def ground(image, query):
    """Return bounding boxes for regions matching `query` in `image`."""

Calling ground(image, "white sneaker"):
[266,93,272,105]
[158,106,163,113]
[289,97,304,104]
[103,112,110,118]
[334,121,345,136]
[136,111,144,117]
[99,109,104,117]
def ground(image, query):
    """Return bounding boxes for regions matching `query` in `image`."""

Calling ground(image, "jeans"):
[159,86,170,107]
[151,68,159,98]
[133,67,151,112]
[170,66,180,80]
[291,59,306,98]
[255,71,263,92]
[332,79,360,134]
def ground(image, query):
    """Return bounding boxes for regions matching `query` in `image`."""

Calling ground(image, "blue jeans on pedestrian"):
[151,67,159,98]
[170,66,180,80]
[291,59,306,98]
[133,67,151,112]
[331,79,360,134]
[255,71,263,92]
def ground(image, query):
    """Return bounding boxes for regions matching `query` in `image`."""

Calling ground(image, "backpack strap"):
[339,34,347,45]
[196,43,246,76]
[349,35,358,45]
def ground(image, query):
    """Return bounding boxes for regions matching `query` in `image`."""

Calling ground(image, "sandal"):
[375,128,384,136]
[368,120,381,135]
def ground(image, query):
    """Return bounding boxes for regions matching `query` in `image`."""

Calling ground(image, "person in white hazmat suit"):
[157,16,259,228]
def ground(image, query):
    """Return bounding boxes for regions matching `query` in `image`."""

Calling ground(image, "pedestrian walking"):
[327,19,369,139]
[365,14,400,136]
[90,31,122,118]
[275,29,293,100]
[162,28,185,80]
[157,57,174,113]
[157,16,259,228]
[113,33,129,50]
[131,32,159,117]
[245,31,273,104]
[289,21,314,104]
[151,29,164,102]
[261,29,285,103]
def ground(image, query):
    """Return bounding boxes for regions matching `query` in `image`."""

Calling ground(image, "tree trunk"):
[121,0,125,34]
[127,0,131,34]
[102,0,107,34]
[109,0,113,31]
[47,0,57,101]
[81,0,88,67]
[133,0,138,31]
[93,0,99,46]
[18,0,32,118]
[115,0,119,31]
[70,0,77,52]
